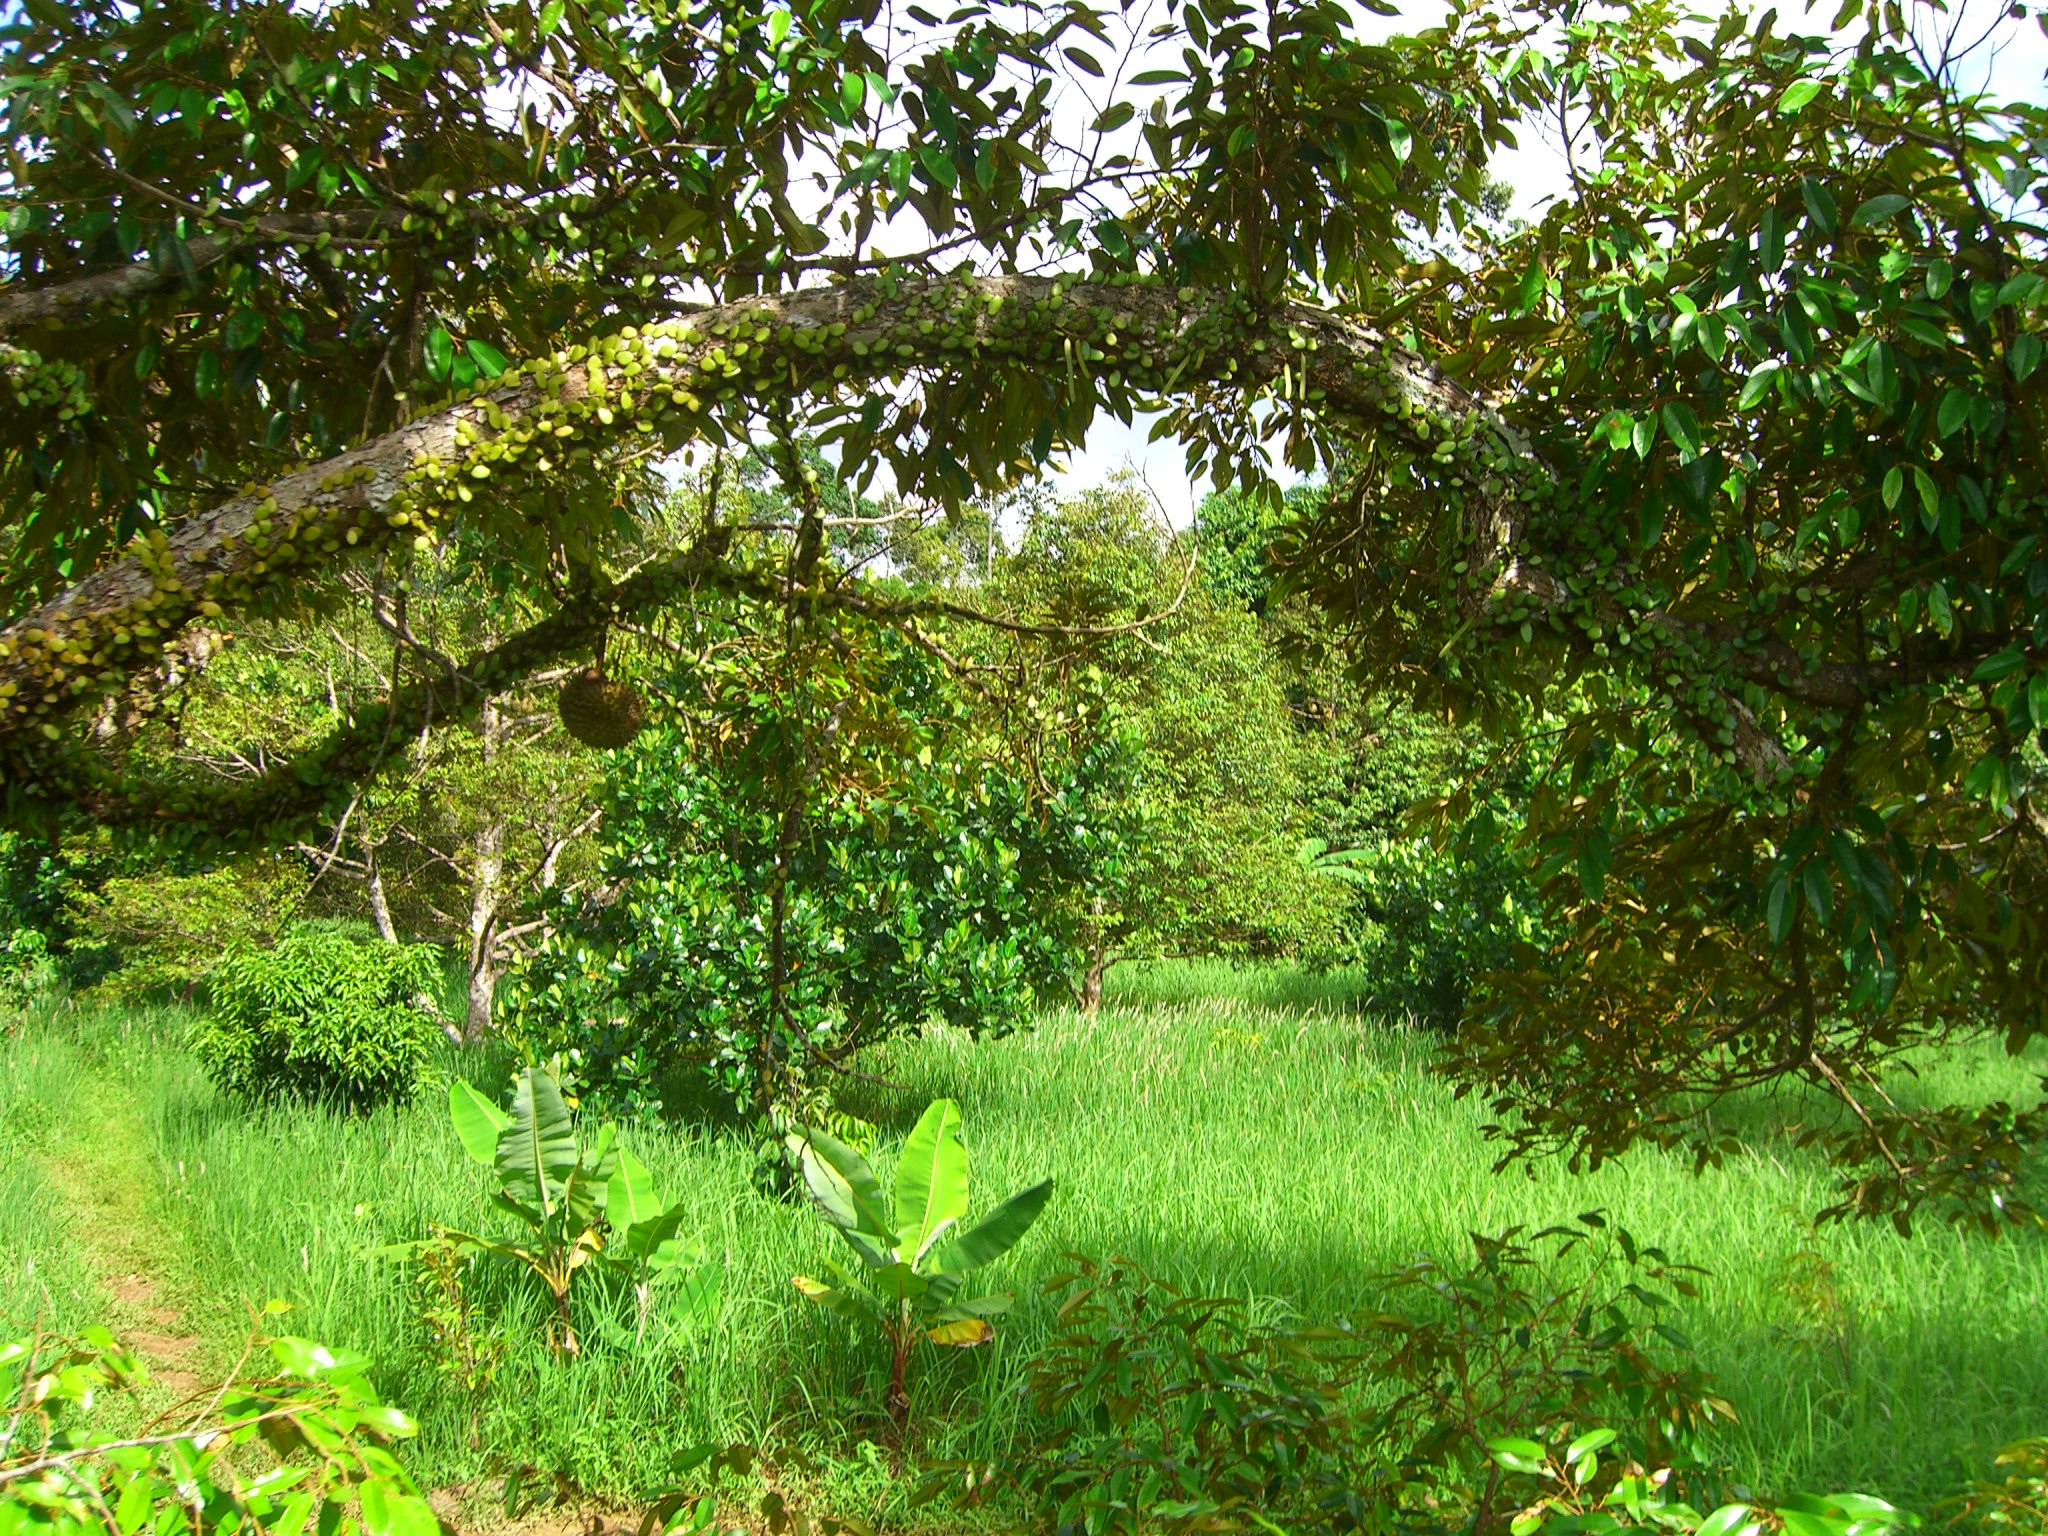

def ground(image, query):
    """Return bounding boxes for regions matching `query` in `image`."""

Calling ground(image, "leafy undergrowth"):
[2,971,2043,1531]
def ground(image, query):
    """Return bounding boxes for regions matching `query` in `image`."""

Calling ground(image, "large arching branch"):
[0,271,1546,748]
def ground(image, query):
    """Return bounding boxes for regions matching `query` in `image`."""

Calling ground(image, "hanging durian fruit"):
[557,633,646,750]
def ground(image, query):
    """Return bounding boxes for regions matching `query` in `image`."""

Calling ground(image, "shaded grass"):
[3,974,2044,1526]
[1103,957,1375,1015]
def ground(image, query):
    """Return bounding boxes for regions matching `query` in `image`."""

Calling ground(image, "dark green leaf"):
[1659,400,1701,459]
[1801,174,1837,234]
[1850,193,1910,226]
[422,325,454,383]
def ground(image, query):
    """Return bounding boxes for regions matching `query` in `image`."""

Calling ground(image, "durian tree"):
[4,0,2047,1228]
[975,475,1336,1004]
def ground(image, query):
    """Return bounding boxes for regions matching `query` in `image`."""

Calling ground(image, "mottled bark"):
[464,699,507,1042]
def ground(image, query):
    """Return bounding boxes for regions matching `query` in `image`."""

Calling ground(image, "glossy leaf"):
[605,1148,665,1234]
[449,1080,509,1167]
[928,1176,1053,1274]
[793,1126,896,1258]
[894,1097,970,1264]
[497,1067,581,1215]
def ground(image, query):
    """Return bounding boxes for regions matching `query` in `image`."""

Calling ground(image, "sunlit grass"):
[3,969,2043,1523]
[0,996,103,1331]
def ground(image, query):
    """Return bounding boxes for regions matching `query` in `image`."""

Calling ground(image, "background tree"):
[512,594,1121,1118]
[979,477,1336,1005]
[1196,482,1543,1026]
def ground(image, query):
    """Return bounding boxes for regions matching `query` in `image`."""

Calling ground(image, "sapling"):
[790,1097,1053,1427]
[440,1065,712,1355]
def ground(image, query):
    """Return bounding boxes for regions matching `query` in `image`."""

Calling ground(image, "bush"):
[1339,826,1542,1029]
[0,830,112,993]
[1,1314,434,1536]
[66,857,306,1002]
[925,1254,1375,1534]
[1950,1439,2048,1536]
[1293,687,1545,1030]
[0,924,56,1009]
[189,924,445,1108]
[923,1217,1729,1536]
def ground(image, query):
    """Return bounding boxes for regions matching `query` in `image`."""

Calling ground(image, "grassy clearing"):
[3,970,2044,1527]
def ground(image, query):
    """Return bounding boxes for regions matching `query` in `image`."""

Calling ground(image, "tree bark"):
[464,698,507,1043]
[0,211,412,337]
[1081,948,1108,1015]
[365,842,398,943]
[1080,895,1110,1015]
[7,529,729,839]
[465,940,498,1044]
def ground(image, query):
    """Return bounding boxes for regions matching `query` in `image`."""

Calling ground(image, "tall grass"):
[0,996,104,1330]
[4,972,2044,1524]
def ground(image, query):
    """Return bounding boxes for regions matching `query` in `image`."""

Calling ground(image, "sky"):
[1044,0,2048,529]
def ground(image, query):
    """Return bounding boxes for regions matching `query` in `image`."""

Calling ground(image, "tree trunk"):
[1080,895,1109,1014]
[465,945,498,1042]
[364,840,398,943]
[464,699,507,1043]
[1081,946,1108,1015]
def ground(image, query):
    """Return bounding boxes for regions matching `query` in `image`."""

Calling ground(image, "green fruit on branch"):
[558,666,647,750]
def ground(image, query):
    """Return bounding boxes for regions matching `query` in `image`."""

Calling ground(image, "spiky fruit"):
[558,667,647,750]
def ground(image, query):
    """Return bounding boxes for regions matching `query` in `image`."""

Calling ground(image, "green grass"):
[0,995,104,1331]
[3,969,2044,1528]
[1103,956,1375,1014]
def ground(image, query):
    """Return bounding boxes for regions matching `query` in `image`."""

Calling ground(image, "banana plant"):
[444,1065,707,1355]
[790,1097,1053,1427]
[596,1147,719,1345]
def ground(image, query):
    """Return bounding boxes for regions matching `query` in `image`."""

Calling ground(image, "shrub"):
[189,924,444,1108]
[0,1313,433,1536]
[1,925,56,1009]
[923,1217,1729,1536]
[1495,1430,1918,1536]
[1293,688,1545,1030]
[1337,829,1541,1028]
[1949,1439,2048,1536]
[1352,1214,1732,1526]
[920,1254,1374,1534]
[66,857,306,1002]
[0,830,112,993]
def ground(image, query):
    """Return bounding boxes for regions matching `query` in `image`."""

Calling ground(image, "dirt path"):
[32,1052,643,1536]
[41,1066,208,1400]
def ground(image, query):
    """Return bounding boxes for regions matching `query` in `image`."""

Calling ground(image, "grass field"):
[3,964,2044,1528]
